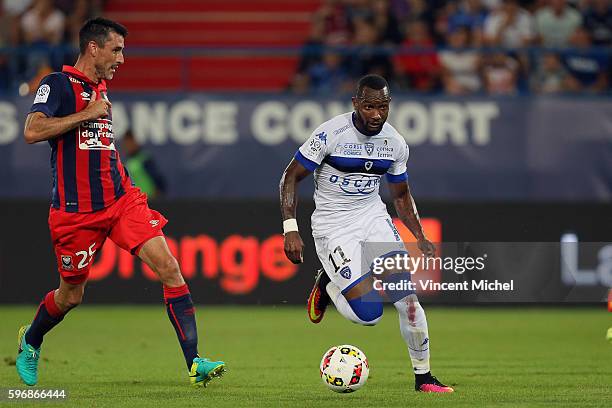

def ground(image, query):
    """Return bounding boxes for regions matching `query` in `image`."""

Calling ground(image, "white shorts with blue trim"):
[314,213,407,294]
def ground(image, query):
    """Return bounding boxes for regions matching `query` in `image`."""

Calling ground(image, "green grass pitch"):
[1,305,611,407]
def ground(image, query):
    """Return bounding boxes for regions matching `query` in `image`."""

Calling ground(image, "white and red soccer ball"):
[319,345,369,393]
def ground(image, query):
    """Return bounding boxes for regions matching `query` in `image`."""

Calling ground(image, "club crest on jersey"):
[365,142,374,156]
[364,161,373,171]
[61,255,73,270]
[339,266,352,279]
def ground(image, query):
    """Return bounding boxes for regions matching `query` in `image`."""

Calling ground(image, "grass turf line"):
[1,306,611,407]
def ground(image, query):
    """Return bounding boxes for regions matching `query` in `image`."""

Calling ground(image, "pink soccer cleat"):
[415,373,454,393]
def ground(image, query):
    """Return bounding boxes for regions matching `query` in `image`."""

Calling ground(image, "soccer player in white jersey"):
[279,75,453,393]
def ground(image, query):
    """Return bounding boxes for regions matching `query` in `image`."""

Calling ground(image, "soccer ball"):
[319,344,369,393]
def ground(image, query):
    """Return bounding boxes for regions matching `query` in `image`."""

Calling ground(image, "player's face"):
[95,31,125,81]
[352,87,391,134]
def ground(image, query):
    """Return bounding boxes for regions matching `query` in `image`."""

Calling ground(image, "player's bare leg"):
[17,279,86,386]
[138,236,184,287]
[138,236,226,386]
[55,279,87,313]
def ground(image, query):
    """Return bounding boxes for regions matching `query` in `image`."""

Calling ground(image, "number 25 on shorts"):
[75,243,97,269]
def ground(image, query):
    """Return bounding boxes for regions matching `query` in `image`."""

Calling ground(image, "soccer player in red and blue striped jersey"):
[16,18,225,387]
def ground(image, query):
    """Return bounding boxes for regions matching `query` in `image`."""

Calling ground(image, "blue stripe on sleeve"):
[385,172,408,183]
[294,150,319,172]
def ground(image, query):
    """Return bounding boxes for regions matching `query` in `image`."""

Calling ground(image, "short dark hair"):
[79,18,128,54]
[355,74,389,97]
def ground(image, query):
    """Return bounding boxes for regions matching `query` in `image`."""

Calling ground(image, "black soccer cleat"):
[307,268,331,324]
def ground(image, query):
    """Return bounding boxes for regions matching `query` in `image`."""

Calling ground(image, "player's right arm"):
[24,77,111,144]
[279,128,329,264]
[279,159,312,264]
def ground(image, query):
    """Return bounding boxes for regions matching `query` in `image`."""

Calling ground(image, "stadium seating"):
[104,0,321,91]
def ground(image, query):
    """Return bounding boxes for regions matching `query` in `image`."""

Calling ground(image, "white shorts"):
[314,214,407,294]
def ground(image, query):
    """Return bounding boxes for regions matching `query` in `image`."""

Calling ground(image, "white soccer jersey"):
[296,112,409,237]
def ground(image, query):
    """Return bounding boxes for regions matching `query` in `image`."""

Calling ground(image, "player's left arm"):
[386,138,435,257]
[388,181,435,257]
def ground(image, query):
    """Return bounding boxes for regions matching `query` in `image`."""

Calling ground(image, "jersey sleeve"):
[29,74,65,118]
[385,142,409,183]
[294,129,329,172]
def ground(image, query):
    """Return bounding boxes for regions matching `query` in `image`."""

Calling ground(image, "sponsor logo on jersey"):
[69,76,83,84]
[78,119,115,151]
[150,220,160,227]
[376,145,394,158]
[80,91,91,100]
[339,266,351,279]
[61,255,74,270]
[334,143,363,156]
[333,142,394,158]
[329,174,380,195]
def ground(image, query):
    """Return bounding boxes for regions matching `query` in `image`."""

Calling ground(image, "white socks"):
[394,294,430,374]
[325,282,430,375]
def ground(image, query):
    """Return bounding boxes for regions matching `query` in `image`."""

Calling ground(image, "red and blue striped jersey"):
[29,65,133,213]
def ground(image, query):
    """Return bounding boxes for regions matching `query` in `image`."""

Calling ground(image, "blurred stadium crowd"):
[291,0,612,95]
[1,0,611,95]
[0,0,104,92]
